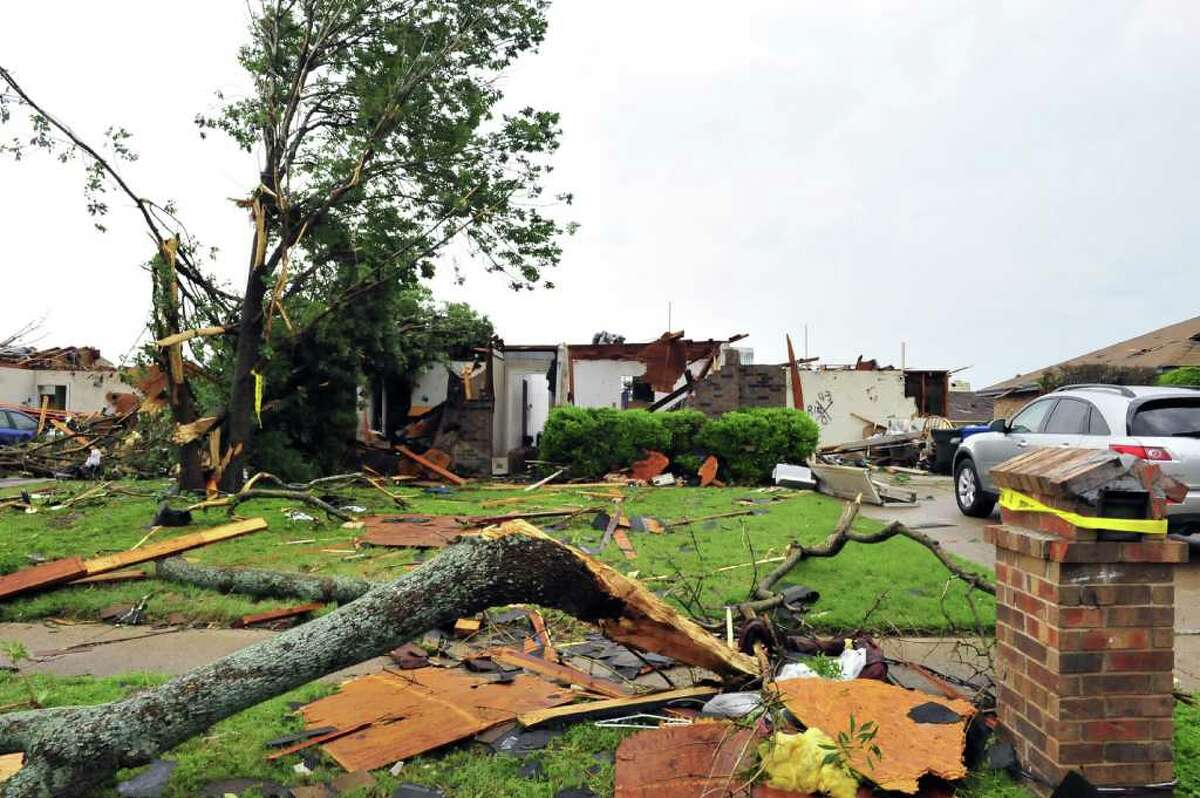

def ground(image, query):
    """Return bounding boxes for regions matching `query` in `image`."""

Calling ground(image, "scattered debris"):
[394,444,467,485]
[518,686,718,729]
[234,602,324,629]
[630,451,669,482]
[771,463,815,490]
[356,515,478,549]
[698,455,719,487]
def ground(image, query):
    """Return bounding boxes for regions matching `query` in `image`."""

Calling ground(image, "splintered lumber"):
[234,602,323,628]
[698,455,718,487]
[518,686,718,728]
[773,678,976,793]
[171,416,220,445]
[614,722,756,798]
[489,647,632,699]
[154,325,227,348]
[527,608,557,662]
[394,444,467,485]
[630,451,669,482]
[818,431,924,455]
[301,668,575,771]
[82,518,269,575]
[68,569,148,586]
[0,558,88,601]
[786,333,804,412]
[808,460,884,505]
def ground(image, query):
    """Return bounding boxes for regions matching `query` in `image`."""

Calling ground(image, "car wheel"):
[955,458,996,518]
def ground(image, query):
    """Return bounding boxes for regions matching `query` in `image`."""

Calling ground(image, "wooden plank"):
[613,529,638,560]
[518,686,719,728]
[524,468,565,492]
[394,444,467,486]
[528,608,557,663]
[82,518,268,575]
[489,647,632,699]
[234,602,323,628]
[69,569,148,586]
[0,558,88,601]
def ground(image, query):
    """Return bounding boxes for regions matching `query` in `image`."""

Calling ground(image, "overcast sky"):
[3,2,1199,388]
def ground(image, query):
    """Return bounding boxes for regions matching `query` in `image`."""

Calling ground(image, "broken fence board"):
[82,518,268,575]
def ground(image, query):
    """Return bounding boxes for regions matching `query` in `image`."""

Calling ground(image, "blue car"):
[0,409,38,446]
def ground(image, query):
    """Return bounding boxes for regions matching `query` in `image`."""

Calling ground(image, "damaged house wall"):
[687,349,783,416]
[0,364,128,414]
[787,369,919,447]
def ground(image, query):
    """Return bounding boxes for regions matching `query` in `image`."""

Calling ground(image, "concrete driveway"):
[862,473,1200,690]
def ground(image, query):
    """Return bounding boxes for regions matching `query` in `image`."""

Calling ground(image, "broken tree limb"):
[739,500,994,614]
[186,488,352,522]
[0,521,753,797]
[154,325,228,348]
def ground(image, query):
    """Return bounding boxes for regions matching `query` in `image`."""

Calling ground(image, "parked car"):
[953,384,1200,533]
[0,409,39,446]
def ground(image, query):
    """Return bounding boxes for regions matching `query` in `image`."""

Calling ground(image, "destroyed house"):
[365,332,959,475]
[0,345,129,415]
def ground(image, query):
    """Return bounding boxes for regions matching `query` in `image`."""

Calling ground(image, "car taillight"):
[1109,443,1175,462]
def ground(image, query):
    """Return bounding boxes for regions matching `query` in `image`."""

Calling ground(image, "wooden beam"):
[394,445,467,486]
[154,326,228,349]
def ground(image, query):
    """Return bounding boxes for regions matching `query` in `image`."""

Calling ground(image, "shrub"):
[1159,367,1200,388]
[697,407,820,484]
[539,406,669,478]
[659,409,708,458]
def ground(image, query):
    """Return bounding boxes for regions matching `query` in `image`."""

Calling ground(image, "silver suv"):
[953,384,1200,533]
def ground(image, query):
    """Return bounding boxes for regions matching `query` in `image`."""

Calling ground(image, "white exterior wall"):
[572,360,647,408]
[409,361,472,410]
[494,351,556,457]
[0,366,127,413]
[788,369,917,447]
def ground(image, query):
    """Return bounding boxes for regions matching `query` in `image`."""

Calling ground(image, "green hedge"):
[1159,367,1200,387]
[539,405,819,483]
[697,407,820,483]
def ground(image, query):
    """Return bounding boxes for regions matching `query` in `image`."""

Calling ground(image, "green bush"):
[659,409,708,457]
[539,406,669,478]
[1159,367,1200,388]
[696,407,820,484]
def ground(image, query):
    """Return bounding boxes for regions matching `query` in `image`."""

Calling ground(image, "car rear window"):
[1130,399,1200,438]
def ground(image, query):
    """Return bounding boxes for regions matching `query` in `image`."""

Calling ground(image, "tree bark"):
[0,522,755,797]
[156,557,372,605]
[220,235,272,493]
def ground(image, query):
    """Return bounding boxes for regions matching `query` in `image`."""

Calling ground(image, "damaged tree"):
[0,523,754,797]
[1,0,572,490]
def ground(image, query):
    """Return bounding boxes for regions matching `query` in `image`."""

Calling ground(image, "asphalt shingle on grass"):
[0,480,994,632]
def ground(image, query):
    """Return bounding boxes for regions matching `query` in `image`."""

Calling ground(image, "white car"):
[953,384,1200,533]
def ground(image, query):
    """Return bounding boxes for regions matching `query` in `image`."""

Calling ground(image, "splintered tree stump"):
[0,522,754,797]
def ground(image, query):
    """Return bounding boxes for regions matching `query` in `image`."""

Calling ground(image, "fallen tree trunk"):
[155,557,373,605]
[0,521,754,797]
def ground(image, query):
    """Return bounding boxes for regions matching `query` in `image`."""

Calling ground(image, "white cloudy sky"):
[3,2,1199,388]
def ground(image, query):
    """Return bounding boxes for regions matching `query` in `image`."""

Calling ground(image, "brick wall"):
[987,523,1186,791]
[433,399,493,476]
[688,350,786,415]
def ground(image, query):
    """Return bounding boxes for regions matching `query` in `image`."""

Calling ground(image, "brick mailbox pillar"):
[984,448,1189,794]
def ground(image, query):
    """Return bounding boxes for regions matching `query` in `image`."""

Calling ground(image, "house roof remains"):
[0,346,113,371]
[981,315,1200,396]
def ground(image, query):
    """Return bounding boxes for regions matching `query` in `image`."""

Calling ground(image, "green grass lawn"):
[0,669,1194,798]
[0,479,993,633]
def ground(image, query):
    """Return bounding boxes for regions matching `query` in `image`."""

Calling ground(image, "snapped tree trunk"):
[0,522,755,797]
[220,231,271,493]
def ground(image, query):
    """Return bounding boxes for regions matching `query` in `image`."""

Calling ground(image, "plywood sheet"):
[774,678,975,793]
[301,667,575,771]
[614,722,757,798]
[631,451,670,482]
[357,515,479,548]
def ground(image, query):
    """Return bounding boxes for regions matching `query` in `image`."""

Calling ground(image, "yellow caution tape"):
[999,489,1167,535]
[253,370,264,428]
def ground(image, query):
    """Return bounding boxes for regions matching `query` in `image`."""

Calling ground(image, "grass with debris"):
[0,670,1194,797]
[0,475,993,633]
[0,479,994,633]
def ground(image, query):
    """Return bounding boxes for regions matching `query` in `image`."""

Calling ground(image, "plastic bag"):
[758,728,860,798]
